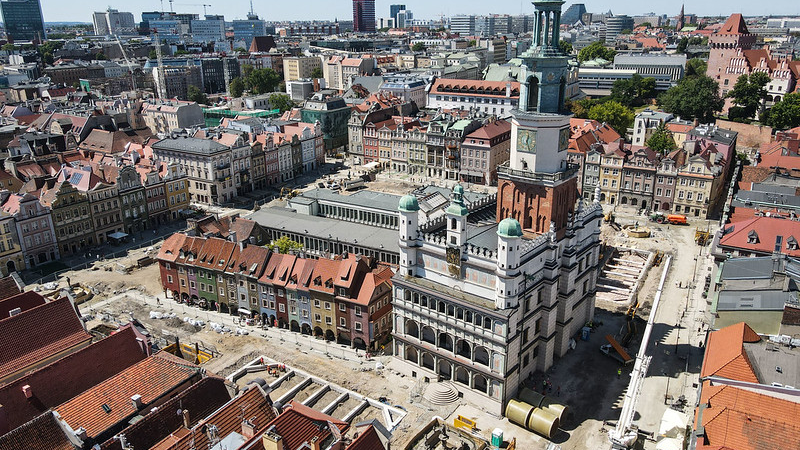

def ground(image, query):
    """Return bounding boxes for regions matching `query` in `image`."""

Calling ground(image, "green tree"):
[1,43,15,51]
[95,52,106,60]
[639,22,652,28]
[659,75,723,123]
[766,93,800,130]
[411,42,426,52]
[229,77,245,98]
[728,72,770,120]
[646,123,677,153]
[558,40,573,55]
[246,68,281,95]
[269,93,294,113]
[611,74,657,107]
[567,98,598,119]
[310,67,323,79]
[149,49,157,59]
[468,39,477,47]
[588,100,634,136]
[578,41,616,63]
[676,37,689,53]
[269,236,303,254]
[187,85,209,105]
[685,58,707,78]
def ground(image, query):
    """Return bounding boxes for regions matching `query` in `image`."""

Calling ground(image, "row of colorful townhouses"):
[0,152,192,276]
[157,232,395,350]
[566,118,738,219]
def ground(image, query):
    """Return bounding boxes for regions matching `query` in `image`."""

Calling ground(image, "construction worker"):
[617,368,622,378]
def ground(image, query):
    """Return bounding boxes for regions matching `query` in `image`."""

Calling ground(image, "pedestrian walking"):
[617,368,622,378]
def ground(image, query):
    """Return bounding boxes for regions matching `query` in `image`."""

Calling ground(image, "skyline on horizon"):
[38,0,800,24]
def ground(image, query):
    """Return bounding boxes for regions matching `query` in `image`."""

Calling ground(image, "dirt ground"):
[46,195,713,450]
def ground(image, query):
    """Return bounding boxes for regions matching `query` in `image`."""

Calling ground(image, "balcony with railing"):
[497,162,579,183]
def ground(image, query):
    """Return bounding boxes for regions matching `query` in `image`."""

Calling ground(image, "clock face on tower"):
[516,129,537,153]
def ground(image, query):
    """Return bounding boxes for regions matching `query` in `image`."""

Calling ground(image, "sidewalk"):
[85,289,378,366]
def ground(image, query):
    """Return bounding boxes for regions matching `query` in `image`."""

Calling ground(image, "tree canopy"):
[685,58,707,78]
[229,77,244,98]
[578,41,616,63]
[646,123,678,153]
[766,93,800,130]
[610,73,657,107]
[310,67,323,79]
[411,42,426,52]
[187,85,209,105]
[558,40,573,55]
[243,67,281,95]
[269,236,303,254]
[728,72,770,121]
[588,100,634,136]
[659,75,723,123]
[269,93,294,113]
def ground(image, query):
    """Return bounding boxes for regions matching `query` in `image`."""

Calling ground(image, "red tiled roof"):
[347,425,386,450]
[0,291,46,320]
[430,78,520,98]
[465,119,511,141]
[309,258,340,294]
[719,217,800,258]
[157,233,188,263]
[99,376,232,450]
[0,275,23,301]
[163,384,275,450]
[263,401,349,450]
[354,266,393,306]
[697,384,800,450]
[0,412,74,450]
[700,322,761,382]
[54,352,201,440]
[236,245,271,278]
[717,14,749,35]
[0,297,91,383]
[0,325,147,434]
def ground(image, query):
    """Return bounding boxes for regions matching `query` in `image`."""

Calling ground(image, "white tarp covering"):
[658,408,688,440]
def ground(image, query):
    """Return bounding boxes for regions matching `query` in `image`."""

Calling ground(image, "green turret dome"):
[497,218,523,238]
[445,184,468,216]
[399,194,420,212]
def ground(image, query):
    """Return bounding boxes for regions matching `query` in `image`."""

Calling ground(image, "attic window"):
[314,276,322,286]
[218,259,225,266]
[250,263,258,273]
[748,230,759,244]
[325,279,333,288]
[788,237,798,251]
[101,403,112,413]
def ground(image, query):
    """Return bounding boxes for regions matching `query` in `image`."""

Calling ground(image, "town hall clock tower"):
[497,0,578,239]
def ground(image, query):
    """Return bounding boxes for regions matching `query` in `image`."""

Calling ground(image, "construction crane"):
[152,29,166,99]
[114,36,137,91]
[174,3,212,16]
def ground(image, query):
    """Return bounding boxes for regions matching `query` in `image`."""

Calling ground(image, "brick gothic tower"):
[706,14,756,95]
[496,0,577,240]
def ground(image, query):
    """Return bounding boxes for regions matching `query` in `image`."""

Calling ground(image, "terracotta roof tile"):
[697,384,800,450]
[717,14,749,35]
[262,401,348,450]
[0,325,147,434]
[0,291,46,321]
[99,376,232,450]
[54,352,201,441]
[157,233,188,263]
[700,322,761,382]
[0,412,74,450]
[163,384,275,450]
[347,425,386,450]
[309,258,340,294]
[0,275,23,301]
[0,296,91,383]
[719,217,800,258]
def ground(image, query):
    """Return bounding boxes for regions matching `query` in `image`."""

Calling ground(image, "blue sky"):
[42,0,800,23]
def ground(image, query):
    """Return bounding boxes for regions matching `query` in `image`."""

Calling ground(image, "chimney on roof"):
[230,230,238,243]
[239,240,247,251]
[131,394,143,410]
[22,384,32,398]
[310,436,321,450]
[182,409,190,428]
[242,417,257,439]
[74,427,87,441]
[262,425,284,450]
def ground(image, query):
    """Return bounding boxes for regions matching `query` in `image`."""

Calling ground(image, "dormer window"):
[788,236,798,251]
[748,230,759,244]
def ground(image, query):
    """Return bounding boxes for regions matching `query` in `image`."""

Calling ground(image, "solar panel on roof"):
[70,173,84,185]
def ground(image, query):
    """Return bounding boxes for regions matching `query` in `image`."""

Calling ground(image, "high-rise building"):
[92,8,136,36]
[561,3,586,25]
[191,15,226,44]
[396,10,412,29]
[0,0,45,42]
[450,15,476,35]
[605,15,634,43]
[390,4,405,22]
[352,0,376,33]
[233,13,268,45]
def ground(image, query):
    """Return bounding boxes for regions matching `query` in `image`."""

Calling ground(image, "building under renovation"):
[390,0,603,415]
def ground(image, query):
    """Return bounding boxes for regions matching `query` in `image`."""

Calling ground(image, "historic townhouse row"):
[157,232,394,351]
